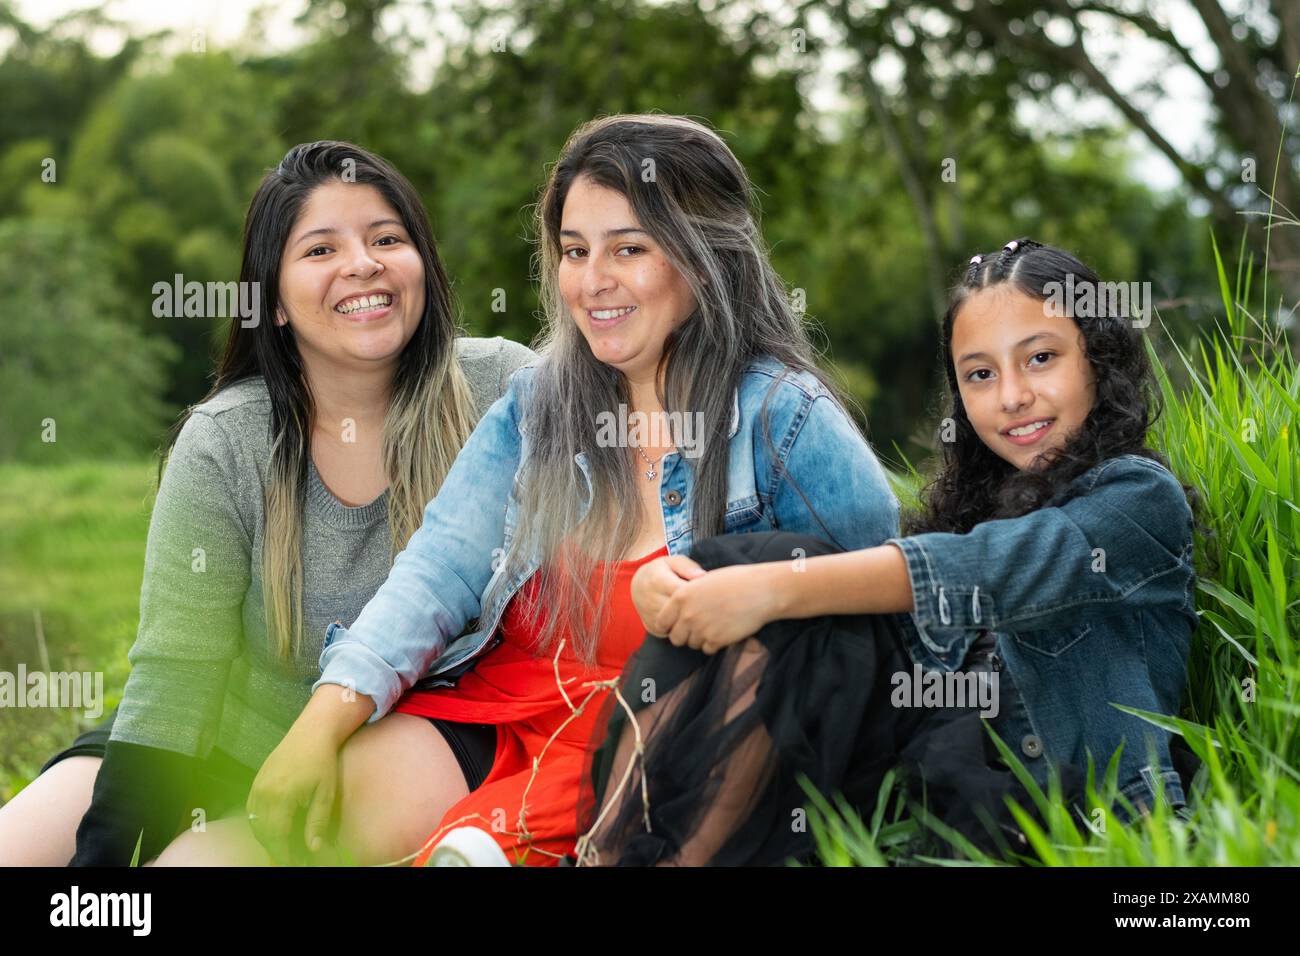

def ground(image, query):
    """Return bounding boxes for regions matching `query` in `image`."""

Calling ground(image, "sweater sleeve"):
[109,410,250,758]
[69,740,196,866]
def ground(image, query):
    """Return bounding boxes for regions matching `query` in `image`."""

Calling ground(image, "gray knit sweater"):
[109,335,537,770]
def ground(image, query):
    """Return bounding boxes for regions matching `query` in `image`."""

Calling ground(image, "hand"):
[631,554,707,635]
[246,725,340,865]
[657,562,786,655]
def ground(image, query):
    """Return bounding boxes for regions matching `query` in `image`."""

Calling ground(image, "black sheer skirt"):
[574,531,1079,867]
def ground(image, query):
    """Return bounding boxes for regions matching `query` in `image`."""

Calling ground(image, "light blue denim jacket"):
[316,354,900,719]
[888,454,1198,813]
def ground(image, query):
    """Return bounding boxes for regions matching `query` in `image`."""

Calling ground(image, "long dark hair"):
[162,140,477,659]
[907,238,1198,535]
[488,113,861,661]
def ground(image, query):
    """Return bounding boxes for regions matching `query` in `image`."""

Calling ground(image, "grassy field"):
[0,460,156,797]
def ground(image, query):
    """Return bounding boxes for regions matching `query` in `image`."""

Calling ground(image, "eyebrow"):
[559,227,650,240]
[957,332,1063,365]
[292,218,405,245]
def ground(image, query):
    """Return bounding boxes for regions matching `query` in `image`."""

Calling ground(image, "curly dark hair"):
[905,237,1199,535]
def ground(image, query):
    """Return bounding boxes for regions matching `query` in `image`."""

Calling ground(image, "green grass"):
[0,459,157,798]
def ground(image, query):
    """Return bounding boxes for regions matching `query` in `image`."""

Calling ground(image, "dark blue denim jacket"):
[888,454,1198,813]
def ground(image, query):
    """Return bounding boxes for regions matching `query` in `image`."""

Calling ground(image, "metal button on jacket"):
[664,490,682,506]
[1020,734,1044,758]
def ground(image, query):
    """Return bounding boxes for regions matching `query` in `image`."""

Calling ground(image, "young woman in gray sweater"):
[0,141,535,866]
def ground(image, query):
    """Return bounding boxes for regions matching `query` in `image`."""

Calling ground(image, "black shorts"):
[42,709,498,793]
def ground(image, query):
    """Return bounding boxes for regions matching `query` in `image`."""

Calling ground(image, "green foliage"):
[0,217,177,462]
[0,0,1222,453]
[0,460,154,798]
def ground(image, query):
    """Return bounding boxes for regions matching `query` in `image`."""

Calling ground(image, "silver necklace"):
[634,444,664,481]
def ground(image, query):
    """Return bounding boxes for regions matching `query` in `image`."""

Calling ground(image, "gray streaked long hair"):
[490,113,865,663]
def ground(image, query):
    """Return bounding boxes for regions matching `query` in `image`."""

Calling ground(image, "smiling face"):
[951,284,1098,471]
[276,180,425,377]
[556,175,697,385]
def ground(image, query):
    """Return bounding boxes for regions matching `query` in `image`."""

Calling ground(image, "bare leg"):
[0,756,101,866]
[149,814,270,866]
[151,713,472,866]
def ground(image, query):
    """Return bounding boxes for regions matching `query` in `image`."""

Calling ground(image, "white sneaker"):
[425,827,512,867]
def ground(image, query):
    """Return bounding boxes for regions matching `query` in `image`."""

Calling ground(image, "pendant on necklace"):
[645,466,657,481]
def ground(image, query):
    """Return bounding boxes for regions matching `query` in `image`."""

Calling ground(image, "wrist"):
[304,685,374,748]
[758,560,796,622]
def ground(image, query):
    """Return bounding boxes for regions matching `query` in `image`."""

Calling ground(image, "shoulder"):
[190,376,271,421]
[178,377,271,464]
[455,335,539,392]
[734,354,850,437]
[1071,453,1194,542]
[737,355,835,403]
[163,380,272,526]
[1077,453,1187,499]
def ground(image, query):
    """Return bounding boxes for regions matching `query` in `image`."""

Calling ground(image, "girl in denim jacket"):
[578,238,1200,866]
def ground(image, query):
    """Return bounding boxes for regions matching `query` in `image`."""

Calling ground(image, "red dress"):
[398,543,668,866]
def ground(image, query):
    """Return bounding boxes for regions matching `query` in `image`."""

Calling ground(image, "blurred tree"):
[0,218,176,461]
[0,0,1227,458]
[802,0,1300,315]
[28,51,285,406]
[0,1,149,160]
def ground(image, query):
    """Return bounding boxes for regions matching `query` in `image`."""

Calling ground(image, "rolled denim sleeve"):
[770,392,900,552]
[889,456,1194,669]
[313,369,531,720]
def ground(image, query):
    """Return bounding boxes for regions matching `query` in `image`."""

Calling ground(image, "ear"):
[274,307,288,327]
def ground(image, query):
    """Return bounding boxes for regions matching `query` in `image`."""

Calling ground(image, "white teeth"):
[1008,419,1052,437]
[590,306,636,320]
[336,293,392,314]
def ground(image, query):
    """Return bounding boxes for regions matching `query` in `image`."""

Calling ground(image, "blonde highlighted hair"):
[162,141,477,660]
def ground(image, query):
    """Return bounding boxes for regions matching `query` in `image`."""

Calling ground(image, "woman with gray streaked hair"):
[211,113,901,868]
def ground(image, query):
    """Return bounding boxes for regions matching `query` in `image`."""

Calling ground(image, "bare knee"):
[0,756,101,866]
[333,714,471,866]
[150,815,270,866]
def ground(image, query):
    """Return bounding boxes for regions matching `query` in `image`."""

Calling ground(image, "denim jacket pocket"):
[723,498,764,534]
[1011,621,1093,659]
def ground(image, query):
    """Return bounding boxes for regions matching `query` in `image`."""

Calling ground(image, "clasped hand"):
[629,554,781,654]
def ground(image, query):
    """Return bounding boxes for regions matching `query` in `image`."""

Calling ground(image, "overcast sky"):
[14,0,1220,194]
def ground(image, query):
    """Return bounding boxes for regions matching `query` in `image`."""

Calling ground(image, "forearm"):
[295,683,377,748]
[71,741,196,866]
[768,544,913,620]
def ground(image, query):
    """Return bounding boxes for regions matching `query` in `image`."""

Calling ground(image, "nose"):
[342,239,384,280]
[999,366,1033,413]
[582,250,615,299]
